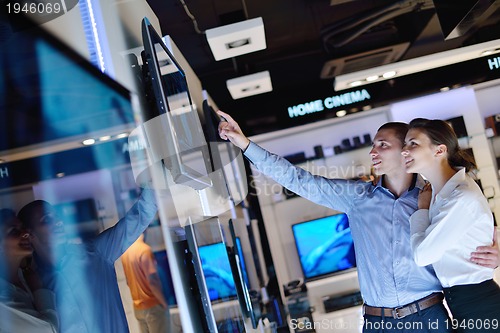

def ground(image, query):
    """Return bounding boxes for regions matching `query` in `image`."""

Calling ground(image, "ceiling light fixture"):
[383,71,397,78]
[99,135,111,141]
[82,139,96,146]
[336,110,347,117]
[366,75,379,82]
[226,38,250,49]
[205,17,266,61]
[226,71,273,99]
[116,133,129,139]
[335,39,500,91]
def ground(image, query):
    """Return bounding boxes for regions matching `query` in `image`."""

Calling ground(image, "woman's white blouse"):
[410,168,495,288]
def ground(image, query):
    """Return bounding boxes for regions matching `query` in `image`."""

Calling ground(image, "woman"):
[0,208,58,333]
[401,118,500,332]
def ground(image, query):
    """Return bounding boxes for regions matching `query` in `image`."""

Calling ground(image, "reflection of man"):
[17,188,157,333]
[121,233,170,333]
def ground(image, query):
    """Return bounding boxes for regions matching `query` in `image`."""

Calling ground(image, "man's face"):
[28,205,66,248]
[369,128,406,176]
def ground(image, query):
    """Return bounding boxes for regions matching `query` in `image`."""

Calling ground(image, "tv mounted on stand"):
[291,213,356,282]
[139,17,212,191]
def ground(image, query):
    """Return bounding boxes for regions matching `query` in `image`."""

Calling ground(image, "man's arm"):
[471,228,500,269]
[96,188,158,262]
[217,110,359,213]
[148,272,168,308]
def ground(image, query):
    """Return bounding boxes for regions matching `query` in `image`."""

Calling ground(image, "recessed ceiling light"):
[440,86,450,92]
[99,135,111,141]
[383,71,397,78]
[366,75,379,82]
[56,173,65,178]
[349,80,363,87]
[226,38,250,49]
[82,139,96,145]
[336,110,347,117]
[116,133,129,139]
[481,50,495,56]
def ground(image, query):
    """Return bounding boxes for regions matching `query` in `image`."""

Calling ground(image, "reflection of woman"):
[402,118,500,332]
[0,208,58,333]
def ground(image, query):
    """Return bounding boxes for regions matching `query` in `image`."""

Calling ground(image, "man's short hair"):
[377,122,409,145]
[17,200,52,229]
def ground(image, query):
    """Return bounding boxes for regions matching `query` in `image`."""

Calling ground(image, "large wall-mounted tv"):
[292,213,356,281]
[198,242,237,302]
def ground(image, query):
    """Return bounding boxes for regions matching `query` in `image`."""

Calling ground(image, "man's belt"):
[363,293,444,319]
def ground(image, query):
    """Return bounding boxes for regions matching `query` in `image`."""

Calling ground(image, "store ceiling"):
[146,0,500,135]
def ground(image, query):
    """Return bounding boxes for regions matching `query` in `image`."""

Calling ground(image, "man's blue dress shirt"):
[245,142,441,307]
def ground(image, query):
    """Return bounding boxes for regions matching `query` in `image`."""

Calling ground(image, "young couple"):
[218,111,500,333]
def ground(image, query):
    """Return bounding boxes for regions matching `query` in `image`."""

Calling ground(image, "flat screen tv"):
[235,237,250,287]
[228,219,259,328]
[292,213,356,281]
[0,15,134,154]
[198,242,237,302]
[141,17,212,190]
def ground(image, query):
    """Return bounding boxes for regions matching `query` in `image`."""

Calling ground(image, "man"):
[121,233,170,333]
[217,110,499,332]
[17,188,157,333]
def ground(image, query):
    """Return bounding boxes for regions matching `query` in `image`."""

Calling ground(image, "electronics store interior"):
[2,1,500,333]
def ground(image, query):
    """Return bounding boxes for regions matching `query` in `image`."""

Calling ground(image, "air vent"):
[320,42,410,79]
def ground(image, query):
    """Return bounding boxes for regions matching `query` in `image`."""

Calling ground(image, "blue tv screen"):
[292,213,356,281]
[198,242,237,302]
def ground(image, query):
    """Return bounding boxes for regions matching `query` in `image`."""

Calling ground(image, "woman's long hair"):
[408,118,476,172]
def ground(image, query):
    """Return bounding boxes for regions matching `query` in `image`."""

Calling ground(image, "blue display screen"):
[292,213,356,281]
[198,242,237,302]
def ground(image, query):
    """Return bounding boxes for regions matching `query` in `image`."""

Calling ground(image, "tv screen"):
[0,16,134,153]
[141,18,212,190]
[292,213,356,281]
[198,242,237,302]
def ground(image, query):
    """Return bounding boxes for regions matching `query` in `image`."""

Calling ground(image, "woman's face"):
[1,216,32,258]
[401,128,439,174]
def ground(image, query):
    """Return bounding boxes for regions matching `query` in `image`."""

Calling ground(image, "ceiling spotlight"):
[99,135,111,142]
[241,85,261,92]
[481,50,495,56]
[226,38,250,49]
[440,86,450,92]
[349,80,363,87]
[82,139,96,145]
[116,133,129,139]
[383,71,397,78]
[56,173,65,178]
[336,110,347,117]
[366,75,379,82]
